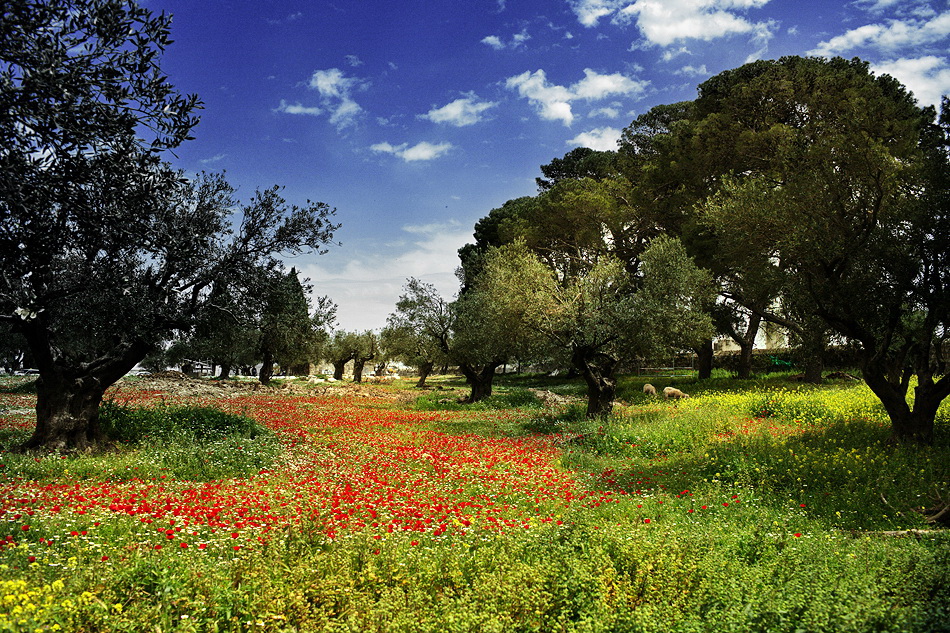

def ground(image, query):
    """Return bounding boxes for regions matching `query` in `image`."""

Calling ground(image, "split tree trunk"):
[572,348,618,418]
[862,363,948,445]
[459,362,501,403]
[332,358,350,381]
[415,361,434,388]
[353,359,367,383]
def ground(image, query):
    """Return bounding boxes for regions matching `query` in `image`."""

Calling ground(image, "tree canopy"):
[0,0,339,450]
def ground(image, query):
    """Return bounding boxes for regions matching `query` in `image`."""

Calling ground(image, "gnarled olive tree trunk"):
[415,360,434,388]
[863,364,946,445]
[572,347,619,418]
[459,361,502,403]
[19,336,148,451]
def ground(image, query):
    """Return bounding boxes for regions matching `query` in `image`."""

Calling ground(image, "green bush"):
[100,401,261,442]
[0,402,279,482]
[414,388,544,412]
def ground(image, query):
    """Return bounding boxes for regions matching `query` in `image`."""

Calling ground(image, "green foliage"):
[0,402,278,482]
[99,402,263,442]
[415,388,544,412]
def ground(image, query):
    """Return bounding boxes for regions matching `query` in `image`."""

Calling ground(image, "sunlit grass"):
[1,373,948,632]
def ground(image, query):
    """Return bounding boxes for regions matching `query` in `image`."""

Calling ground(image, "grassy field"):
[0,372,948,632]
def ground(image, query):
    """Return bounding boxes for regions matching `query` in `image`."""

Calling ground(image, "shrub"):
[100,401,261,442]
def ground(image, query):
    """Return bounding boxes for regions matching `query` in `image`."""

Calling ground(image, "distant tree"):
[0,325,30,374]
[385,277,532,402]
[457,197,537,293]
[325,331,361,381]
[0,2,339,450]
[177,282,260,379]
[450,273,541,403]
[258,269,331,383]
[350,331,378,383]
[385,280,453,387]
[479,238,713,416]
[380,324,443,387]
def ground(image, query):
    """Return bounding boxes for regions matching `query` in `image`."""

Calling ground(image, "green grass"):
[0,401,281,482]
[1,373,949,632]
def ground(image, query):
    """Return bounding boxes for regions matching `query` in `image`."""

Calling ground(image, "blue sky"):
[150,0,950,331]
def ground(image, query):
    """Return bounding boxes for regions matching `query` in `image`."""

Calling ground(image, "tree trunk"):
[353,359,367,383]
[415,361,434,388]
[736,312,762,379]
[218,362,232,380]
[16,325,150,451]
[259,348,274,384]
[459,362,501,403]
[333,358,350,380]
[572,347,618,418]
[799,328,826,384]
[695,338,713,380]
[802,355,823,384]
[22,373,109,451]
[862,363,945,445]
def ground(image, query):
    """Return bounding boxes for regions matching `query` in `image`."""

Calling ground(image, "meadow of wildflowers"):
[0,374,948,632]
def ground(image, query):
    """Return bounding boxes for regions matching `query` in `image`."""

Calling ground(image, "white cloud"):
[345,55,364,67]
[661,46,691,61]
[675,64,709,76]
[307,68,366,130]
[567,127,622,151]
[506,68,648,126]
[199,153,227,165]
[856,0,934,16]
[300,222,472,331]
[506,70,576,124]
[422,95,498,126]
[569,0,774,47]
[371,141,455,162]
[871,56,950,108]
[589,105,621,118]
[481,29,531,49]
[568,0,625,27]
[274,100,322,116]
[622,0,773,47]
[573,68,649,100]
[481,35,505,49]
[808,11,950,56]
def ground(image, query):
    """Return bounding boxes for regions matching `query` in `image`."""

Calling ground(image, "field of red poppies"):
[1,375,948,632]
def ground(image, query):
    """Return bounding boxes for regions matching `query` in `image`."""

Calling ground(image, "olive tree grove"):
[0,0,339,450]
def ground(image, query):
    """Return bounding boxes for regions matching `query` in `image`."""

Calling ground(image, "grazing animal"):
[643,383,657,396]
[663,386,689,400]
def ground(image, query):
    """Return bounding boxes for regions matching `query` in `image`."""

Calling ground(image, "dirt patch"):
[528,388,581,407]
[115,373,260,399]
[117,373,420,403]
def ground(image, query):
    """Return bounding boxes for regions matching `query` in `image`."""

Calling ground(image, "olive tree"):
[0,1,339,450]
[693,56,946,443]
[479,238,713,417]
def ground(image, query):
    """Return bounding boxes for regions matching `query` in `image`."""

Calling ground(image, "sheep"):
[643,383,657,396]
[663,386,690,400]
